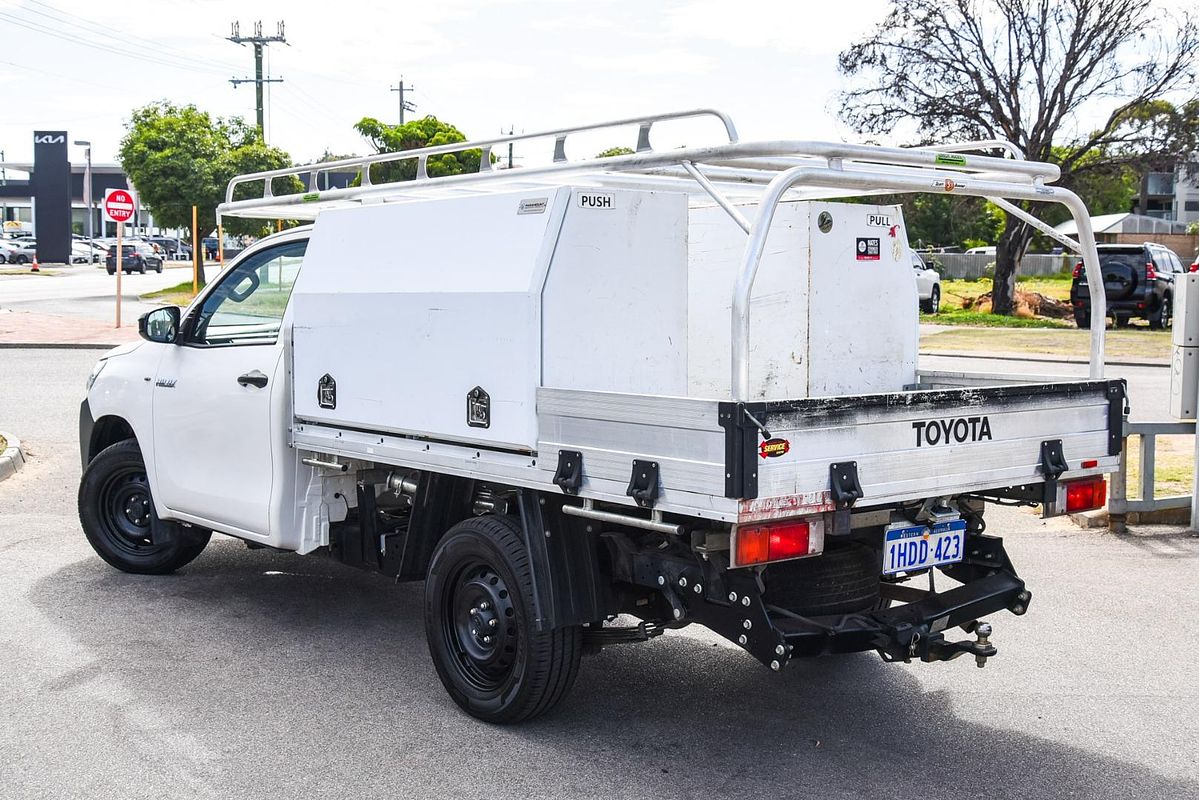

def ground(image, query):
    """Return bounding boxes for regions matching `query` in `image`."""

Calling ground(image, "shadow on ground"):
[30,538,1196,800]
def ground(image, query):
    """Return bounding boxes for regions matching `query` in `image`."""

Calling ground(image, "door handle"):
[237,370,269,389]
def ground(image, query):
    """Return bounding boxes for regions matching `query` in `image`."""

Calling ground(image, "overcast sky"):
[0,0,1190,171]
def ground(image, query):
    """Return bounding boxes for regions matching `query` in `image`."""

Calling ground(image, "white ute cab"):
[79,110,1123,723]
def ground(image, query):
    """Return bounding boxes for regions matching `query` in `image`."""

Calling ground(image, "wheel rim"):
[440,559,519,692]
[931,288,940,313]
[96,465,158,555]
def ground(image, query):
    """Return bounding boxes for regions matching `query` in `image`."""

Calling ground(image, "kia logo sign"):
[34,134,65,144]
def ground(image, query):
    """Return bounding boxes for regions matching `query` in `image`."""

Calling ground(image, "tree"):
[119,101,300,241]
[838,0,1197,314]
[353,115,483,183]
[596,147,635,158]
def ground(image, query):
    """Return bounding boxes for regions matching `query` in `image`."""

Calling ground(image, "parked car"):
[5,239,38,264]
[71,242,101,264]
[911,250,941,313]
[1069,242,1185,329]
[0,239,16,264]
[202,236,219,260]
[964,246,996,255]
[106,242,163,274]
[148,236,193,260]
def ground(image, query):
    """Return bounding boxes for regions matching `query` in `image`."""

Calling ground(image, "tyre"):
[1149,295,1171,330]
[1074,310,1091,329]
[921,285,941,315]
[1115,315,1130,328]
[78,439,211,574]
[139,262,147,274]
[14,254,27,265]
[761,543,882,617]
[424,514,582,723]
[155,261,163,273]
[107,267,115,275]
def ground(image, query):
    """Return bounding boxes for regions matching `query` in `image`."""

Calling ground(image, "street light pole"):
[73,140,93,258]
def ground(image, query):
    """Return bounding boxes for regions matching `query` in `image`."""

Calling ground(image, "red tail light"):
[1189,261,1198,273]
[733,517,825,567]
[1145,262,1157,281]
[1072,260,1083,278]
[1064,477,1106,513]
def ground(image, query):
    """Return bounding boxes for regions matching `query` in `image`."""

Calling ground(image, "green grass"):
[922,309,1070,328]
[0,434,6,452]
[141,280,198,307]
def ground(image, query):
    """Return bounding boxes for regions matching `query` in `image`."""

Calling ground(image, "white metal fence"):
[922,252,1074,280]
[1107,419,1197,534]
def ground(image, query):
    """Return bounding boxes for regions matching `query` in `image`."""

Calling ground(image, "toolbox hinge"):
[1038,439,1069,505]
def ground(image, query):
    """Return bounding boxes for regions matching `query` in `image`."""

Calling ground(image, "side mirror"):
[139,306,181,344]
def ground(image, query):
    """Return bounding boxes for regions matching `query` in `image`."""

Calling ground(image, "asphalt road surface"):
[0,263,221,322]
[0,348,1195,800]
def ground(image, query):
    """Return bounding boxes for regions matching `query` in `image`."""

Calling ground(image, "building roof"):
[1054,212,1189,236]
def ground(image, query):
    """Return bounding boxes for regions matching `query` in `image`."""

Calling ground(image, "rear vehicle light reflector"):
[1080,459,1099,469]
[733,517,824,567]
[1064,478,1106,513]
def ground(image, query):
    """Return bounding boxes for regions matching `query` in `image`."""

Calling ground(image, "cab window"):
[188,239,307,346]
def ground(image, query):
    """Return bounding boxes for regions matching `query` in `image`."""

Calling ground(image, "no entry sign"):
[103,189,135,223]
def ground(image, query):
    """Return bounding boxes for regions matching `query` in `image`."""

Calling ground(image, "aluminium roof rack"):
[215,108,1108,381]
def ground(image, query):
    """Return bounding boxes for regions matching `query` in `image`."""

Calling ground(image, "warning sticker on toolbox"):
[856,237,881,261]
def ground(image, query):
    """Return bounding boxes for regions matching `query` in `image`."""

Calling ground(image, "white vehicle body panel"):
[688,201,917,399]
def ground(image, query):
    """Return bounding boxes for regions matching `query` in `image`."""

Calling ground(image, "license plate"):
[882,519,966,575]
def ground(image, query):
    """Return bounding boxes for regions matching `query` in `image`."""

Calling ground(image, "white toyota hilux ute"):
[78,110,1125,724]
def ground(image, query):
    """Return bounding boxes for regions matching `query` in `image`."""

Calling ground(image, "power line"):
[227,21,287,140]
[0,10,231,76]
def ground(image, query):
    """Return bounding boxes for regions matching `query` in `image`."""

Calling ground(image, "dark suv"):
[106,242,164,275]
[1070,242,1185,329]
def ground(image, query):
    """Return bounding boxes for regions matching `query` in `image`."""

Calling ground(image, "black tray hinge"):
[829,461,863,509]
[718,401,764,501]
[1038,439,1069,504]
[1107,380,1128,457]
[626,459,660,509]
[552,450,583,495]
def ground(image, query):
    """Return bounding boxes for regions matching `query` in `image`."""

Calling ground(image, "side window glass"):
[189,239,307,346]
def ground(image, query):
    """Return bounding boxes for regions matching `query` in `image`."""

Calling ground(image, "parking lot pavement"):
[0,347,1196,800]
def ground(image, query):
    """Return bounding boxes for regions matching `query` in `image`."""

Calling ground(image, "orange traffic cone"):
[30,256,39,273]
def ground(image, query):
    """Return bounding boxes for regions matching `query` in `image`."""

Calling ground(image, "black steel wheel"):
[1074,310,1091,329]
[78,439,210,574]
[424,514,581,723]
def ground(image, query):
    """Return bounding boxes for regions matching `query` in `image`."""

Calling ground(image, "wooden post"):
[192,205,199,295]
[115,221,123,328]
[217,221,224,264]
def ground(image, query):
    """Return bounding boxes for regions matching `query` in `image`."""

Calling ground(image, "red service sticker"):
[759,437,791,459]
[856,237,881,261]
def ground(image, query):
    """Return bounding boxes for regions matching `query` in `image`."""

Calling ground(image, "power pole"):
[389,78,416,125]
[228,21,287,139]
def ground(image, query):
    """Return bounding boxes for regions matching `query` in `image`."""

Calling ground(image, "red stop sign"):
[103,189,135,223]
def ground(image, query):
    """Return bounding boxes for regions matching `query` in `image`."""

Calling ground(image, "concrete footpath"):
[0,309,140,348]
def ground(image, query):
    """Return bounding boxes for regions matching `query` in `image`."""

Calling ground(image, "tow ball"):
[973,622,993,668]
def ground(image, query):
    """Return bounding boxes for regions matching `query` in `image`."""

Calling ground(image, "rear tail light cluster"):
[733,516,825,567]
[1145,261,1157,281]
[1072,260,1083,279]
[1064,477,1107,513]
